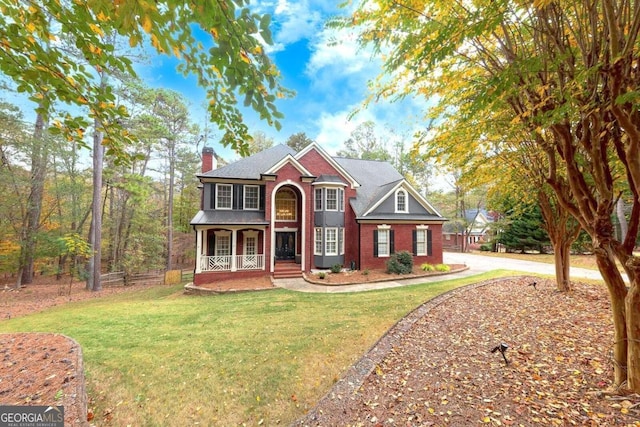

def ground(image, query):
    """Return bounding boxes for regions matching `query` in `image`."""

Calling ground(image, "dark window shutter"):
[207,234,215,256]
[210,184,216,209]
[390,230,395,254]
[412,230,417,255]
[260,186,265,210]
[234,185,242,210]
[373,230,378,257]
[427,229,433,256]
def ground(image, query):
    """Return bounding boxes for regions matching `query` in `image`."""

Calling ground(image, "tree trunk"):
[625,257,640,391]
[167,140,175,271]
[19,111,48,286]
[594,245,629,388]
[552,241,571,292]
[87,129,104,291]
[617,198,628,242]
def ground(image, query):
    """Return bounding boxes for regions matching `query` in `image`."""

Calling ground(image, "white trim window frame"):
[395,189,408,213]
[314,188,323,211]
[325,227,338,256]
[415,228,427,255]
[215,183,233,210]
[243,185,260,210]
[340,227,345,255]
[214,231,231,256]
[377,227,390,257]
[339,188,345,212]
[243,231,258,255]
[314,227,323,255]
[326,188,338,211]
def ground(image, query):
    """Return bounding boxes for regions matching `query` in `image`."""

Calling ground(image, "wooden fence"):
[100,269,194,287]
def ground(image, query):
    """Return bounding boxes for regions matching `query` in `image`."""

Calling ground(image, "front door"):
[275,232,295,260]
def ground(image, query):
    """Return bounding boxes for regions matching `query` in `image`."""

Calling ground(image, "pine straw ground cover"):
[297,277,640,427]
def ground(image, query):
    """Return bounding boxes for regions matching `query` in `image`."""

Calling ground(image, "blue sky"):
[138,1,427,162]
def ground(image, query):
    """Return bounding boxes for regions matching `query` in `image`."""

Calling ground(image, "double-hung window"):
[314,188,322,211]
[244,185,259,210]
[377,229,390,257]
[325,228,338,255]
[314,228,323,255]
[326,188,338,211]
[216,184,232,209]
[415,229,427,255]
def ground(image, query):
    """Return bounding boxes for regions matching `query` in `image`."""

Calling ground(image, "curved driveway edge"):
[292,276,530,426]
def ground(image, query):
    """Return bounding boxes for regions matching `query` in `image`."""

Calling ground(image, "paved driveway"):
[275,252,606,293]
[443,252,605,281]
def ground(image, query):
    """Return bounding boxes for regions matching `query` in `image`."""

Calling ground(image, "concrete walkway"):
[273,252,605,293]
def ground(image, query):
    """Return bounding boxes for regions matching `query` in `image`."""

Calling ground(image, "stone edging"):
[293,275,532,426]
[64,333,88,426]
[302,265,469,286]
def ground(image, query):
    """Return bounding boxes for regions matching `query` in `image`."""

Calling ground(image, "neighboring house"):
[190,143,446,284]
[442,209,493,251]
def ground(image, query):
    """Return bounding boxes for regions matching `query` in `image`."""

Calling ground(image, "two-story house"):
[190,143,446,285]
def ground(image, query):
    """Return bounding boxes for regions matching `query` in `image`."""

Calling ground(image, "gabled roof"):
[297,143,360,188]
[198,144,296,180]
[362,179,444,218]
[264,153,314,178]
[334,157,402,216]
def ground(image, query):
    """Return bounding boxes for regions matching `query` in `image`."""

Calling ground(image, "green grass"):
[0,271,521,426]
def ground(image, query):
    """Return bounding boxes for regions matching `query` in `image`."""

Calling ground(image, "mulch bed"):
[0,333,86,426]
[296,276,640,426]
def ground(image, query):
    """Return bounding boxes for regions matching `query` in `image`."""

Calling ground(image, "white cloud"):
[306,26,372,76]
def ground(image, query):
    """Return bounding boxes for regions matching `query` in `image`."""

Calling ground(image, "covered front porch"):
[195,226,267,274]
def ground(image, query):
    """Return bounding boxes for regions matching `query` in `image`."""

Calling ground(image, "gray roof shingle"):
[199,144,297,180]
[334,157,403,216]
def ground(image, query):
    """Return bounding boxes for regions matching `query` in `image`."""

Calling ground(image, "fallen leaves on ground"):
[299,277,640,426]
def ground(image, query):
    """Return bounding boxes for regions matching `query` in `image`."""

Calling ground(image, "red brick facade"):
[192,144,445,284]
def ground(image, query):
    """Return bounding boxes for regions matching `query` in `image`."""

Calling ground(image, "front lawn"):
[0,271,513,426]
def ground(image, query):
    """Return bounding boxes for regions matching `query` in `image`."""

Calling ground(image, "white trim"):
[377,228,390,257]
[314,188,322,211]
[215,183,233,210]
[415,228,428,256]
[363,180,444,218]
[395,188,408,213]
[325,227,338,256]
[295,142,360,189]
[264,154,313,176]
[314,227,322,255]
[270,180,306,272]
[326,188,338,211]
[243,185,260,210]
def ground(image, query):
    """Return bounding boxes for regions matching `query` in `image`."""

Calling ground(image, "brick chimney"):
[202,146,217,173]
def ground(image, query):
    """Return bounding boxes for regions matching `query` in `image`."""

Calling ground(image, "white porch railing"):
[200,254,264,272]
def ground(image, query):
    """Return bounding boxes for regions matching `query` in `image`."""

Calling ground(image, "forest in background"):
[0,82,205,285]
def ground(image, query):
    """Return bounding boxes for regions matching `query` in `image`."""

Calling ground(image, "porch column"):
[195,228,203,273]
[262,229,266,271]
[231,229,238,272]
